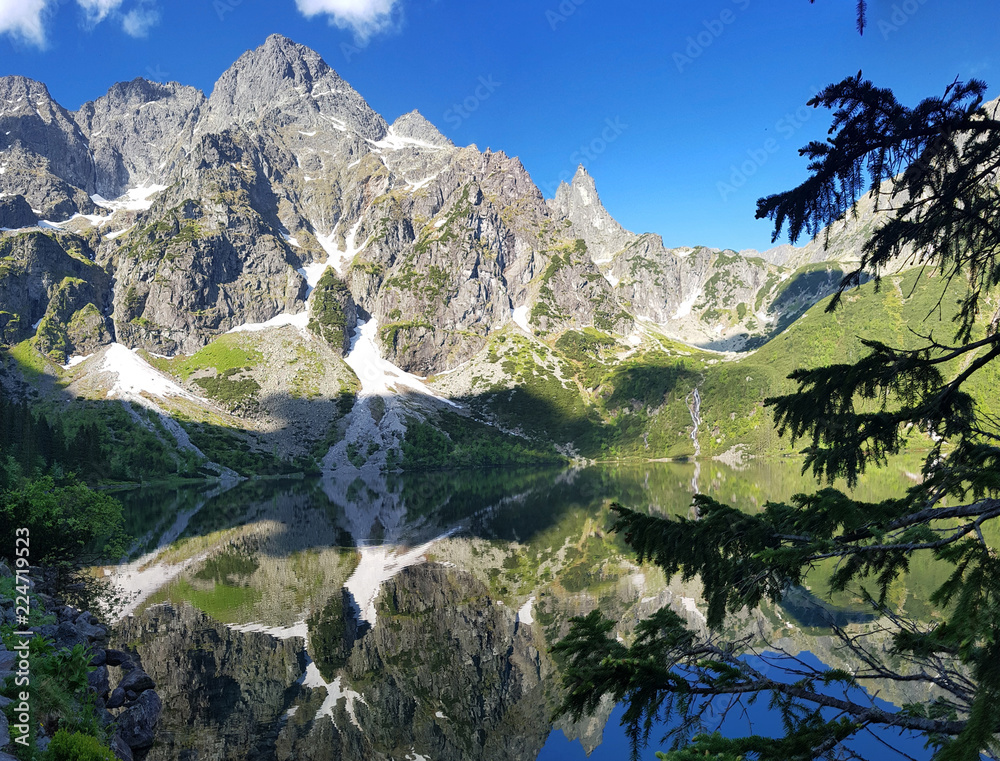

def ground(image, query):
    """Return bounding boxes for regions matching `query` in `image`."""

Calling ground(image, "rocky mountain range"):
[0,34,860,355]
[0,33,923,474]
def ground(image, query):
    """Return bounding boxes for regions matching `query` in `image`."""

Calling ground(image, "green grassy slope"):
[463,268,993,461]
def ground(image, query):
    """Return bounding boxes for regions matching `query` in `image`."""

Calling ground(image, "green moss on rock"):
[307,269,355,354]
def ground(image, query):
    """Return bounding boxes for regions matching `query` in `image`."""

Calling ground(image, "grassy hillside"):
[452,268,992,462]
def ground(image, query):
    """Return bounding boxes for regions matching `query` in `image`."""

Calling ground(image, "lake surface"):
[108,457,940,760]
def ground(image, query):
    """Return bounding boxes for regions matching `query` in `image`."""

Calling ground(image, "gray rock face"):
[341,564,551,761]
[0,195,38,228]
[75,78,205,199]
[205,33,387,142]
[107,183,307,354]
[389,110,453,147]
[551,165,635,263]
[114,603,307,761]
[348,146,554,371]
[0,231,114,359]
[0,76,96,213]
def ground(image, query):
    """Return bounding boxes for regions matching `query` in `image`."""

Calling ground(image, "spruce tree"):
[554,75,1000,761]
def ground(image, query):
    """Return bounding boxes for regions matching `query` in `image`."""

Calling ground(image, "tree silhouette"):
[554,74,1000,761]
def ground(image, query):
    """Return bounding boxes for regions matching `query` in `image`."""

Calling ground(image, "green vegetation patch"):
[8,339,58,381]
[192,369,261,407]
[156,333,264,380]
[308,269,351,350]
[380,319,433,349]
[402,411,564,470]
[161,577,262,624]
[307,592,350,681]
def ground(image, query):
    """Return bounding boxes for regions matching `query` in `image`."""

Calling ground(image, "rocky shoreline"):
[0,564,161,761]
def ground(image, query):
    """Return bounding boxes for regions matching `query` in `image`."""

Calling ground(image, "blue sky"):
[1,0,997,252]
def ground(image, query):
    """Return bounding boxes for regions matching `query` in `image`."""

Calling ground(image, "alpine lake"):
[106,455,946,761]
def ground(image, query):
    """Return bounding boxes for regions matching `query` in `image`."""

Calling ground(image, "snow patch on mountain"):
[228,312,310,334]
[517,596,535,625]
[345,319,456,405]
[371,127,447,152]
[344,537,452,627]
[316,218,372,275]
[512,305,531,333]
[673,289,702,320]
[91,183,167,212]
[100,343,194,400]
[297,261,330,297]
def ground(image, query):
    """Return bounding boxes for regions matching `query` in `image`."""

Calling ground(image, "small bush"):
[0,477,127,569]
[44,729,116,761]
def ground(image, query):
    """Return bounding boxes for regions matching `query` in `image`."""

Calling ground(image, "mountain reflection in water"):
[109,458,941,761]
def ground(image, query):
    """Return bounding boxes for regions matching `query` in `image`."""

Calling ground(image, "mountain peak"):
[88,77,186,111]
[212,35,335,99]
[555,164,601,212]
[205,35,386,140]
[390,110,453,147]
[0,75,52,101]
[259,33,328,66]
[552,167,635,262]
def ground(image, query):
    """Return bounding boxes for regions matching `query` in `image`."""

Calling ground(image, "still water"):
[110,457,939,760]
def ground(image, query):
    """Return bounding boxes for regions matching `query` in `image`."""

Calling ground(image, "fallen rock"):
[0,650,16,671]
[77,621,108,642]
[88,665,109,698]
[118,668,155,694]
[105,649,131,667]
[110,734,134,761]
[107,687,126,709]
[117,690,162,749]
[55,621,88,650]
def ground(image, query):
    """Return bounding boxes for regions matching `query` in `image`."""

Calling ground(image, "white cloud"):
[0,0,158,46]
[295,0,401,42]
[76,0,124,26]
[121,3,158,37]
[0,0,51,47]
